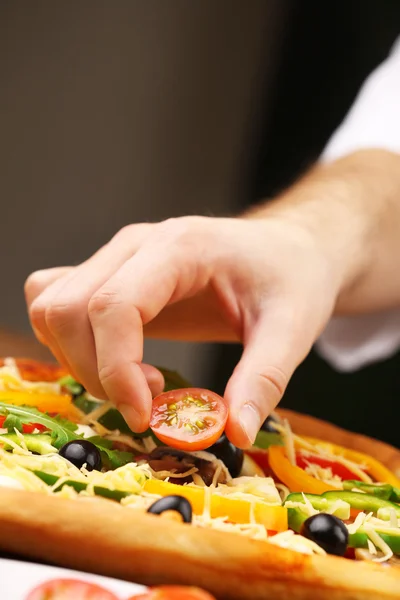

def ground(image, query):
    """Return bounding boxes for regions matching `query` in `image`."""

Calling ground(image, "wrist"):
[243,150,400,314]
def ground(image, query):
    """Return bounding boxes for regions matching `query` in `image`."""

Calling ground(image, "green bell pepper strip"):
[390,486,400,503]
[286,491,400,554]
[0,433,56,455]
[287,507,400,553]
[33,470,131,502]
[253,431,283,449]
[285,490,400,518]
[343,480,394,500]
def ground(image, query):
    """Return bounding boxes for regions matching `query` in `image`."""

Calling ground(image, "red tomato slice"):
[150,388,228,451]
[0,415,47,433]
[25,578,119,600]
[296,452,363,481]
[128,586,216,600]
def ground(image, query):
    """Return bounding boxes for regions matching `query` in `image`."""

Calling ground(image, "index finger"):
[88,231,205,432]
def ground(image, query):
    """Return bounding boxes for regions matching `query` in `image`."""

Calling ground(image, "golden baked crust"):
[0,488,399,600]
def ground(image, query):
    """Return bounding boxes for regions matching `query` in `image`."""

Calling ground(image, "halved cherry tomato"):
[128,585,216,600]
[25,578,119,600]
[0,414,47,433]
[150,388,228,451]
[296,452,363,481]
[0,358,67,382]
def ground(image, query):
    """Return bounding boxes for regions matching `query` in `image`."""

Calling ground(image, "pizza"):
[25,579,215,600]
[0,357,400,600]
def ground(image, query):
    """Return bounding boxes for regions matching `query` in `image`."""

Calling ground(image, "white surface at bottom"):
[0,558,146,600]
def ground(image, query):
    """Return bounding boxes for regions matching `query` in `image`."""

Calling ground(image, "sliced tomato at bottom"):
[296,452,363,482]
[150,388,228,451]
[128,586,216,600]
[25,578,119,600]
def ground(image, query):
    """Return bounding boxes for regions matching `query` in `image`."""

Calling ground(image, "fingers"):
[24,267,74,347]
[224,300,314,449]
[141,364,165,398]
[88,222,209,430]
[27,224,154,399]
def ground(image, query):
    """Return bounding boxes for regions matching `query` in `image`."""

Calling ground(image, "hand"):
[25,215,341,448]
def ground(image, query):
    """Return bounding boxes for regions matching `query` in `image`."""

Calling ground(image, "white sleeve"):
[316,36,400,372]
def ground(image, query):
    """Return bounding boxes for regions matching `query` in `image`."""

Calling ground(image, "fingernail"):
[118,403,144,432]
[239,404,260,445]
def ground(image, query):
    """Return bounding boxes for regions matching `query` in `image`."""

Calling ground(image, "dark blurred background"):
[1,1,399,446]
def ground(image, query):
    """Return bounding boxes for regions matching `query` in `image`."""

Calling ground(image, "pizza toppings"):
[1,356,400,570]
[300,513,349,556]
[149,388,228,451]
[59,440,102,471]
[144,447,229,486]
[206,434,244,478]
[147,495,193,523]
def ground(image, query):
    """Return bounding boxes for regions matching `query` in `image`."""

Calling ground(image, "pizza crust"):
[0,488,399,600]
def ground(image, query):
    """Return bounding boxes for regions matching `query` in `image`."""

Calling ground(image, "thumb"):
[224,304,314,449]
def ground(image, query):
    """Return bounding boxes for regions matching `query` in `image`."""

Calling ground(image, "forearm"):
[244,148,400,316]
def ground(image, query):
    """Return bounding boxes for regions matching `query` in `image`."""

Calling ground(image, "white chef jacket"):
[317,36,400,371]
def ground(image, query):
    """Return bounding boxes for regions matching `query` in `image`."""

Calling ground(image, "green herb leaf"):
[3,413,23,433]
[87,435,134,469]
[0,403,79,448]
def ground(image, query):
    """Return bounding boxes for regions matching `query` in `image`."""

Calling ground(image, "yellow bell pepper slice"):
[0,390,77,419]
[269,436,400,495]
[269,445,335,494]
[303,437,400,488]
[144,478,288,532]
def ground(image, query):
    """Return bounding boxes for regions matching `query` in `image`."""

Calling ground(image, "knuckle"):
[45,300,80,334]
[88,288,122,319]
[29,299,46,330]
[157,216,201,241]
[24,270,49,301]
[98,362,120,387]
[111,224,135,243]
[256,366,288,400]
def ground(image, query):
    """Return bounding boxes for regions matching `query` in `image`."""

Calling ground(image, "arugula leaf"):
[87,436,134,469]
[3,413,23,433]
[0,402,135,469]
[51,414,78,432]
[0,403,79,448]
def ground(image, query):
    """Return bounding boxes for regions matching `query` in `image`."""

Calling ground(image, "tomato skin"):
[25,578,119,600]
[296,452,363,482]
[128,586,216,600]
[0,414,47,433]
[150,388,228,451]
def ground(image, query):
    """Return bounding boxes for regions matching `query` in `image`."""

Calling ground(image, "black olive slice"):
[208,435,244,478]
[260,413,280,433]
[59,440,102,471]
[301,513,349,556]
[147,495,193,523]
